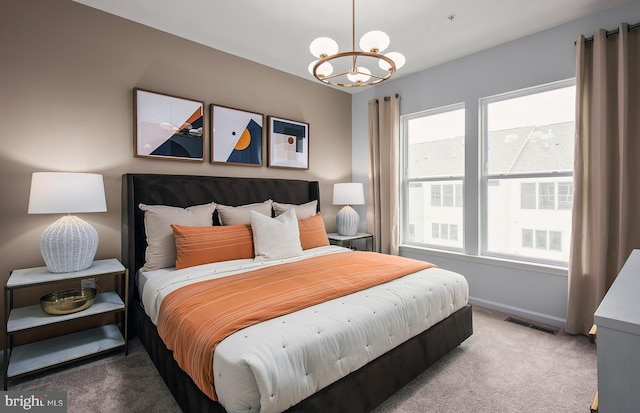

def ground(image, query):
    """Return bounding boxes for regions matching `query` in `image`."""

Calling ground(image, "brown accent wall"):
[0,0,352,342]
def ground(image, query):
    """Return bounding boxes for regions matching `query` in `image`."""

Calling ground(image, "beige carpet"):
[9,306,596,413]
[373,307,597,413]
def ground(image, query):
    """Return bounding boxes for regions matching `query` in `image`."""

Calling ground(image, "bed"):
[121,173,473,413]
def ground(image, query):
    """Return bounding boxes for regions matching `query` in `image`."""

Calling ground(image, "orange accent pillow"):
[171,224,254,270]
[298,213,330,250]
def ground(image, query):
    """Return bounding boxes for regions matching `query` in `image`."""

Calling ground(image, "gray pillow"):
[217,200,273,225]
[139,202,215,271]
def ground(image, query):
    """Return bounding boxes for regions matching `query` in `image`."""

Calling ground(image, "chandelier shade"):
[359,31,390,53]
[308,0,405,88]
[309,37,339,58]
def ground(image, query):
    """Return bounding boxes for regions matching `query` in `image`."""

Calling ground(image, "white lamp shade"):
[28,172,107,214]
[310,37,339,58]
[359,30,390,53]
[333,183,365,205]
[379,52,406,71]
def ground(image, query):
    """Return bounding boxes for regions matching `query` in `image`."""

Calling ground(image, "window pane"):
[455,184,463,208]
[549,231,562,251]
[538,183,555,210]
[486,86,575,175]
[487,176,572,262]
[522,229,533,248]
[484,83,575,264]
[404,179,464,249]
[558,182,573,210]
[407,109,465,179]
[521,183,536,209]
[443,184,454,207]
[431,185,442,207]
[441,223,449,239]
[535,230,547,249]
[450,224,458,241]
[403,104,465,251]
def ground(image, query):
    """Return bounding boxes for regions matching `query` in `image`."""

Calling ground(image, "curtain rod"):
[580,22,640,44]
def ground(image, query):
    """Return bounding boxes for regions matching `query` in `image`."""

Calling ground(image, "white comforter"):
[142,246,469,413]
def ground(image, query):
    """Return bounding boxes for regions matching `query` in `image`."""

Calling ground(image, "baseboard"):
[469,297,566,329]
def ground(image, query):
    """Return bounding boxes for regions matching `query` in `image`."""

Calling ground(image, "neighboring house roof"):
[408,121,574,178]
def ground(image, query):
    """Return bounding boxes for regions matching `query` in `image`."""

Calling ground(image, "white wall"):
[351,1,640,328]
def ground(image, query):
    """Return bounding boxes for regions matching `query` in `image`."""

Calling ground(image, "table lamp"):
[28,172,107,273]
[333,182,365,236]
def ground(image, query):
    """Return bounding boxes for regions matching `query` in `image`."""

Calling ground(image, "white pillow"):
[250,209,302,261]
[139,202,215,271]
[273,200,318,220]
[217,200,273,225]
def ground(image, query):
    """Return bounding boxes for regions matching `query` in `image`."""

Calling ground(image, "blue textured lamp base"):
[336,205,359,236]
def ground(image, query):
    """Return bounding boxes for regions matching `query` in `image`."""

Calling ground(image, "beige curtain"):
[367,94,400,255]
[566,23,640,335]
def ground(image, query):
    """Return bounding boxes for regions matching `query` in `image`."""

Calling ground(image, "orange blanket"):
[157,251,435,400]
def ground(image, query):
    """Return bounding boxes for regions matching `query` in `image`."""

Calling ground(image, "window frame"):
[479,78,575,266]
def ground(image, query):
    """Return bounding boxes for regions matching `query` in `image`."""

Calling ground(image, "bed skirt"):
[135,301,473,413]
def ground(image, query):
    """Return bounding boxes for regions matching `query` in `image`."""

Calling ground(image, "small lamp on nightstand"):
[333,182,365,236]
[28,172,107,273]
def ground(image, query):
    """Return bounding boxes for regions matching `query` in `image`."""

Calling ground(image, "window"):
[538,183,555,210]
[521,183,536,209]
[535,230,547,249]
[454,184,463,208]
[482,80,575,264]
[431,185,442,207]
[522,229,533,248]
[440,223,449,239]
[401,104,465,250]
[558,182,574,210]
[401,79,575,266]
[549,231,562,251]
[450,224,458,241]
[521,229,563,253]
[442,184,454,207]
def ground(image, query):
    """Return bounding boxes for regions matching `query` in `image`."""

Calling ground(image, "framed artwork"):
[133,88,204,161]
[267,116,309,169]
[210,104,264,166]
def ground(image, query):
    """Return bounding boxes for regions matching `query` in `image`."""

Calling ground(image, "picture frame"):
[210,104,264,166]
[267,116,309,169]
[133,88,204,161]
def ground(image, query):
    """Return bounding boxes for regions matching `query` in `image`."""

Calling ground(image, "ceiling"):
[74,0,627,93]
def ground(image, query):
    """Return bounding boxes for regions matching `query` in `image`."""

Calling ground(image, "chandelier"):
[308,0,405,88]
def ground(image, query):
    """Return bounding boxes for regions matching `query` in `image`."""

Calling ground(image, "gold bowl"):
[40,288,97,315]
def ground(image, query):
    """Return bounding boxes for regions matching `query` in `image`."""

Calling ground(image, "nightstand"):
[327,233,374,251]
[3,259,128,389]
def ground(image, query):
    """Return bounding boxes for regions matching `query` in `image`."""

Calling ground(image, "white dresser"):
[594,249,640,413]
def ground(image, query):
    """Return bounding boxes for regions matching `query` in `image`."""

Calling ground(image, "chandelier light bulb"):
[308,60,334,78]
[359,30,390,53]
[379,52,406,71]
[347,67,371,83]
[309,37,339,58]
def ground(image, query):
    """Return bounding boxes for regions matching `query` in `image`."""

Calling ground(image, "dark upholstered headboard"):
[121,173,320,311]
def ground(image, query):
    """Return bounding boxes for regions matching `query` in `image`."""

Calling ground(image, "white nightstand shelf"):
[7,292,124,333]
[327,233,374,251]
[3,259,128,389]
[7,324,124,378]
